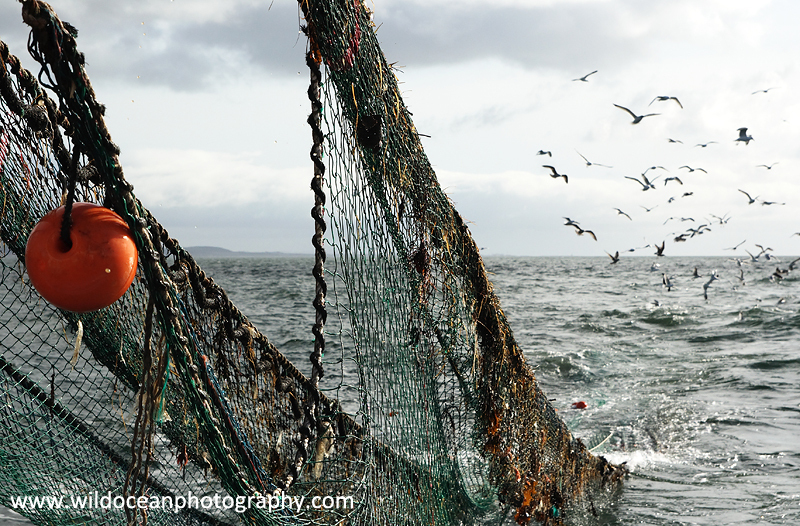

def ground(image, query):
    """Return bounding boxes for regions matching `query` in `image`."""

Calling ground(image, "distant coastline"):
[186,246,312,258]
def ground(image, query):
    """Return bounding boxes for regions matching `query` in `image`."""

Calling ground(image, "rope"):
[58,143,79,250]
[308,50,326,391]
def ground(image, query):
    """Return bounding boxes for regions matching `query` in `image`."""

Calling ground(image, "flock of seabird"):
[540,71,796,301]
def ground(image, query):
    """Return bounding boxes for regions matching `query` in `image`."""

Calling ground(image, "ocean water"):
[482,256,800,525]
[2,255,798,525]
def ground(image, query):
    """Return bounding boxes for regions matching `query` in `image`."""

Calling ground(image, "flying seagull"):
[738,189,758,204]
[752,87,777,94]
[679,165,707,173]
[536,150,552,157]
[640,205,658,212]
[613,208,632,220]
[642,166,667,175]
[567,222,597,241]
[703,271,719,300]
[649,95,683,109]
[735,127,754,145]
[654,241,666,257]
[625,174,659,191]
[577,150,612,168]
[664,176,683,186]
[627,244,651,252]
[686,224,710,237]
[709,213,731,225]
[725,240,746,251]
[695,141,717,148]
[613,104,660,124]
[607,251,620,264]
[543,165,568,183]
[756,163,778,170]
[744,249,760,263]
[573,70,598,82]
[667,138,683,144]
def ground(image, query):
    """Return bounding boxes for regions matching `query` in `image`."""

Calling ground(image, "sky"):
[1,0,799,257]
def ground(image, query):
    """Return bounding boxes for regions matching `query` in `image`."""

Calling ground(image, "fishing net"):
[0,1,625,525]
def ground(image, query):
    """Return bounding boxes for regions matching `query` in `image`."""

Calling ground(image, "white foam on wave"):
[601,449,683,472]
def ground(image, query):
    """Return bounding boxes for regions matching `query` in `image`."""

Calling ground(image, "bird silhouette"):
[568,222,597,240]
[738,189,758,204]
[664,176,683,186]
[752,87,777,94]
[667,138,683,144]
[756,163,778,169]
[613,104,659,124]
[744,249,761,263]
[536,150,552,157]
[576,150,612,168]
[679,165,707,173]
[735,127,754,145]
[607,251,620,264]
[724,239,746,251]
[654,241,666,256]
[625,174,659,191]
[703,271,719,300]
[543,165,568,183]
[709,213,731,225]
[649,95,683,108]
[686,224,710,237]
[642,166,667,175]
[573,70,598,82]
[695,141,717,148]
[613,208,632,220]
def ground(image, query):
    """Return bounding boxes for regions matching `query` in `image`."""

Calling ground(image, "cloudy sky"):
[2,0,799,256]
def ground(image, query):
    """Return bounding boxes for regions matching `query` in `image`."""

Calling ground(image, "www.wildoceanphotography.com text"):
[10,491,355,514]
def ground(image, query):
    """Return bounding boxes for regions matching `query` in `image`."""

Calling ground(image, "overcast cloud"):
[1,0,798,256]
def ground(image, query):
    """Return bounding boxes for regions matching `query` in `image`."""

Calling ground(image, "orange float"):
[25,203,138,312]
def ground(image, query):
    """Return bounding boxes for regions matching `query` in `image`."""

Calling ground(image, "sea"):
[2,255,798,525]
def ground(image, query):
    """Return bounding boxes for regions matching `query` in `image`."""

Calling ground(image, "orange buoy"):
[25,203,138,312]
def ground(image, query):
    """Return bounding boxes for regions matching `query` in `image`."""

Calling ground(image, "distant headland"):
[185,246,311,258]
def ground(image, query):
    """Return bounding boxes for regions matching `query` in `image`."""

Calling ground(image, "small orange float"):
[25,203,138,312]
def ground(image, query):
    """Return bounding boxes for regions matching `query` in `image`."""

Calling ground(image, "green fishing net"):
[0,1,624,525]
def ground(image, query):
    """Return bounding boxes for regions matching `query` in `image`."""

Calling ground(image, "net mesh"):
[0,1,625,525]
